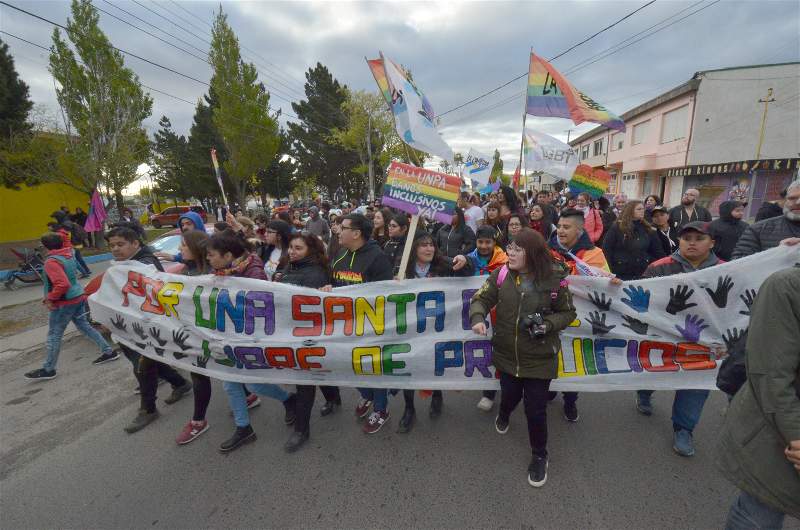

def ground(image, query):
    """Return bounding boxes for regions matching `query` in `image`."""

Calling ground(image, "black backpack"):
[716,329,749,396]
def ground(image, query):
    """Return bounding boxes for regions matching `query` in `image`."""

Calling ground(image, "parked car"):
[149,206,207,228]
[149,224,216,272]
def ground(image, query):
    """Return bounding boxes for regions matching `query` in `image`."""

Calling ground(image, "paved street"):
[3,334,797,529]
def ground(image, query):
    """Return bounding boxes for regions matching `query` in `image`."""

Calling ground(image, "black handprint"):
[173,351,188,360]
[588,291,612,311]
[110,315,127,332]
[172,330,191,351]
[153,348,165,357]
[586,311,615,335]
[132,322,147,341]
[149,327,167,347]
[722,327,747,352]
[134,342,146,350]
[666,285,697,315]
[705,275,734,308]
[739,289,756,316]
[621,315,649,335]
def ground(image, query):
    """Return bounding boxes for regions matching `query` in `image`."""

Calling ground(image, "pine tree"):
[152,116,191,200]
[185,89,229,206]
[0,39,33,140]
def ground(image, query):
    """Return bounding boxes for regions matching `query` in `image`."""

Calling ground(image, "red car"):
[149,206,207,228]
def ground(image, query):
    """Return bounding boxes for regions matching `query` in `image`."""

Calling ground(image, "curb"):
[0,327,81,362]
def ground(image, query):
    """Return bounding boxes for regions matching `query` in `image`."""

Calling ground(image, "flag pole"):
[517,47,532,192]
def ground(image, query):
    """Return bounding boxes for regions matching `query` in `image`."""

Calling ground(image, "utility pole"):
[366,113,375,202]
[565,129,573,143]
[756,88,775,159]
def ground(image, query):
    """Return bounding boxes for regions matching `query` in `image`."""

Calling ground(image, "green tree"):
[152,116,191,200]
[209,8,280,209]
[48,0,152,210]
[0,39,32,140]
[255,128,297,204]
[185,89,229,207]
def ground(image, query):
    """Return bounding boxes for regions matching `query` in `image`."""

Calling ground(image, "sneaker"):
[124,409,159,433]
[527,455,548,487]
[320,398,341,416]
[495,415,509,434]
[164,381,193,405]
[564,403,579,422]
[246,394,261,409]
[24,368,57,381]
[176,420,209,445]
[219,425,256,453]
[92,350,121,365]
[355,398,372,418]
[636,393,653,416]
[283,393,297,425]
[429,393,443,419]
[284,430,309,453]
[477,396,494,412]
[363,410,390,434]
[397,407,415,434]
[673,429,695,457]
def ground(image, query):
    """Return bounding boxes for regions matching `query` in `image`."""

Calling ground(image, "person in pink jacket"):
[576,192,604,244]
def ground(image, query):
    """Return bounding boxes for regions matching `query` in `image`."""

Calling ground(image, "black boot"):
[284,430,309,453]
[429,392,443,419]
[320,397,341,417]
[219,425,256,453]
[283,393,297,425]
[397,407,415,434]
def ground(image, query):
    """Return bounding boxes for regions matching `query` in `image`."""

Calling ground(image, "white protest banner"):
[523,128,579,182]
[88,246,799,391]
[381,54,454,163]
[462,148,493,187]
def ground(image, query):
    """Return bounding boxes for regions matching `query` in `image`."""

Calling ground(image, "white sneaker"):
[477,397,494,411]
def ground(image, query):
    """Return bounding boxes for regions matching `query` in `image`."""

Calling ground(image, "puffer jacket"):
[709,201,748,261]
[469,263,576,380]
[278,257,328,289]
[602,220,665,280]
[435,223,476,258]
[732,214,800,259]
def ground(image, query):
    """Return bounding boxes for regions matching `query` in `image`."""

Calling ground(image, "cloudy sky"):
[3,0,799,187]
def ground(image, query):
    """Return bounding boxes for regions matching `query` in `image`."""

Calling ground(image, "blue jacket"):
[178,211,207,232]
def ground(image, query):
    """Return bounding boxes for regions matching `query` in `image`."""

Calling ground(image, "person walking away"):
[708,200,748,261]
[435,208,476,258]
[383,213,409,277]
[635,221,722,457]
[305,206,331,244]
[470,229,576,487]
[105,225,193,433]
[278,233,332,452]
[322,214,393,433]
[650,205,677,256]
[50,210,91,277]
[732,180,800,259]
[602,200,666,281]
[23,233,119,381]
[667,188,711,241]
[716,265,800,528]
[206,230,296,452]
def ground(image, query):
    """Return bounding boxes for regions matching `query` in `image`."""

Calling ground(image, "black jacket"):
[132,245,164,272]
[709,201,748,261]
[754,201,783,222]
[654,227,677,256]
[435,223,476,258]
[732,215,800,260]
[642,250,722,278]
[330,240,393,286]
[383,236,406,276]
[668,204,712,241]
[601,221,666,280]
[406,255,474,279]
[279,257,328,289]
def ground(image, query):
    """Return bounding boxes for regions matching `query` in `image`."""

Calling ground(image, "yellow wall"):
[0,183,91,243]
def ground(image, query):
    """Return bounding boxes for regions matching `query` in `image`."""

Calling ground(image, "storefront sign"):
[666,158,800,178]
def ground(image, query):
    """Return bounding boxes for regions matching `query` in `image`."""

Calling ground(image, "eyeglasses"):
[340,226,356,231]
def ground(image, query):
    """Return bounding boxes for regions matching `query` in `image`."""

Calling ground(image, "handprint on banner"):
[131,322,147,341]
[675,314,709,343]
[588,291,612,311]
[739,289,757,316]
[173,351,188,360]
[705,275,735,308]
[621,315,648,335]
[586,311,615,335]
[722,327,748,352]
[172,330,192,351]
[666,285,696,315]
[621,285,650,313]
[110,315,127,332]
[148,327,167,347]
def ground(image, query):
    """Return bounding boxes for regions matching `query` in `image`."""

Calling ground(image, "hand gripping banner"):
[88,246,799,391]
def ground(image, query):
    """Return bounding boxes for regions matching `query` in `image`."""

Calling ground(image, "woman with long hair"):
[575,192,604,244]
[497,185,523,219]
[327,215,344,259]
[483,201,506,248]
[602,200,666,281]
[372,207,393,248]
[643,194,662,222]
[505,213,526,243]
[470,228,576,487]
[383,213,410,276]
[291,209,304,231]
[435,207,476,258]
[528,204,555,240]
[260,219,292,280]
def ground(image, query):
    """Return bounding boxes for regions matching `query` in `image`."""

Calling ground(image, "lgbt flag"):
[568,164,611,199]
[526,52,625,132]
[381,162,459,224]
[462,148,493,187]
[366,58,392,106]
[523,128,579,182]
[84,189,107,233]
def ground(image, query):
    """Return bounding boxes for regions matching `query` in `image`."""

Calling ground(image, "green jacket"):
[715,266,800,518]
[469,263,576,379]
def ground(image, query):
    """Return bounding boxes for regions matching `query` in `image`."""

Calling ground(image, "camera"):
[519,313,548,338]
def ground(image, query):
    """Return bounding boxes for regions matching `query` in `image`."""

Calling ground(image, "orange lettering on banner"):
[675,342,715,370]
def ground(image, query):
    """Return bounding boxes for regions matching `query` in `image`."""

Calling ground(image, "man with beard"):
[667,188,711,241]
[732,180,800,259]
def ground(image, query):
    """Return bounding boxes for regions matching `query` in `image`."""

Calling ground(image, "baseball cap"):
[678,221,711,237]
[651,205,669,215]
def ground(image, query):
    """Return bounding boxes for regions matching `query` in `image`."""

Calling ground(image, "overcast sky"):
[3,0,799,186]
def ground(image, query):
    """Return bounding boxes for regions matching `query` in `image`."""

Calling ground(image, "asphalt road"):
[2,334,798,529]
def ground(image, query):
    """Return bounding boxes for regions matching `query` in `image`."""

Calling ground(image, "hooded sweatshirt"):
[43,247,85,307]
[548,230,610,275]
[709,200,748,261]
[330,239,393,286]
[178,211,207,233]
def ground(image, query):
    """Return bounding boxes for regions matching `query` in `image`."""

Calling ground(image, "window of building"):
[593,138,604,157]
[581,144,590,160]
[610,132,624,151]
[660,104,689,143]
[632,120,650,145]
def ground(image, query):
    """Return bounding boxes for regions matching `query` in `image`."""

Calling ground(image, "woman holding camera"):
[469,228,576,488]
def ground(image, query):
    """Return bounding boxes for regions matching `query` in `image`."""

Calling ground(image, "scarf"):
[213,253,255,276]
[414,262,432,278]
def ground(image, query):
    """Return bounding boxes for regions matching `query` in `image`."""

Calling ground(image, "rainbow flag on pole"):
[366,58,392,106]
[526,52,625,132]
[569,164,612,199]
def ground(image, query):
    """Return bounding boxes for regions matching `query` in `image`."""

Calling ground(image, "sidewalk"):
[0,258,111,310]
[0,323,80,362]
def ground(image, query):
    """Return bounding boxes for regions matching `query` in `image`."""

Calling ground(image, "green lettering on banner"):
[194,286,219,329]
[382,343,410,375]
[387,293,415,334]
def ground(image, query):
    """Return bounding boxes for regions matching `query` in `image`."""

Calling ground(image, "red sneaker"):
[176,420,209,445]
[355,399,372,418]
[363,410,390,434]
[246,394,261,409]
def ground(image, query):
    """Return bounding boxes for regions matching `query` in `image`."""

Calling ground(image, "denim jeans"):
[637,389,710,431]
[725,490,785,530]
[44,300,111,372]
[223,381,289,428]
[358,388,388,412]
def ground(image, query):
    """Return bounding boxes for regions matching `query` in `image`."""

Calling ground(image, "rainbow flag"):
[366,58,392,105]
[569,164,611,199]
[381,162,460,224]
[526,52,625,132]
